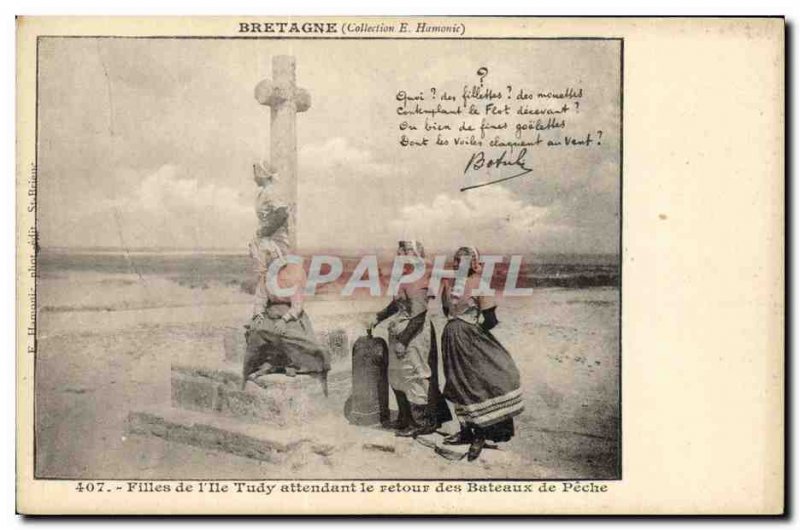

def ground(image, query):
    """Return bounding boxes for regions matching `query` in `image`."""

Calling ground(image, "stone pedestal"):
[170,362,349,426]
[127,323,353,462]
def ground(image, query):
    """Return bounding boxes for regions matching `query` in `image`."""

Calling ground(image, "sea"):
[37,247,620,293]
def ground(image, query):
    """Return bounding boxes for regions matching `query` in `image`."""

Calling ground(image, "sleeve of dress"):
[257,206,289,237]
[480,306,499,331]
[440,281,452,317]
[375,299,400,323]
[395,311,427,347]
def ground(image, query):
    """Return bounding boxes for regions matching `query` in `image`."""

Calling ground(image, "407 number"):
[74,482,106,492]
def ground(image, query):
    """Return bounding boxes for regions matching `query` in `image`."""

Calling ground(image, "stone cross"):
[254,55,311,251]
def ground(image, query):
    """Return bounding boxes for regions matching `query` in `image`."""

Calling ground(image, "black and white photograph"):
[33,33,621,481]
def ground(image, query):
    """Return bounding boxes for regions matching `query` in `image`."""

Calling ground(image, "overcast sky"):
[37,37,620,254]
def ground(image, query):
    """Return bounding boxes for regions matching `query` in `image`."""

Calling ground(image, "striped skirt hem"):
[454,388,524,427]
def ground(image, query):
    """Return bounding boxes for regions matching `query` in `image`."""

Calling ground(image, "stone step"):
[125,405,427,469]
[126,407,341,464]
[170,362,351,426]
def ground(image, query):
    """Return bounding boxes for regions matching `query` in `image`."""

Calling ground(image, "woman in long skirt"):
[441,246,524,460]
[370,240,451,437]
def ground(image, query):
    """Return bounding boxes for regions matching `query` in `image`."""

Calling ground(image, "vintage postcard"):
[16,16,784,515]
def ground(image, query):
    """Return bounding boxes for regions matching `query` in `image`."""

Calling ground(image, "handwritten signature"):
[461,148,533,191]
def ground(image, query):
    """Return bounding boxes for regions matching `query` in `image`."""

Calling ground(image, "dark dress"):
[441,283,523,442]
[243,302,331,380]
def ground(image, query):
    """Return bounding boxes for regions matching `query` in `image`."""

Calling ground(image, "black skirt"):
[243,306,330,381]
[441,318,523,441]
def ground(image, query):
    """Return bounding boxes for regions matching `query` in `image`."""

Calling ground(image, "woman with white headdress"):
[440,246,523,461]
[242,166,330,391]
[369,240,451,437]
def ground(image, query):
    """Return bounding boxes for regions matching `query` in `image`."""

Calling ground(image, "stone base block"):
[170,363,350,426]
[222,327,247,363]
[171,373,216,410]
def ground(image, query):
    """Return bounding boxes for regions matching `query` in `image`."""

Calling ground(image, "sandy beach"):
[34,267,619,480]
